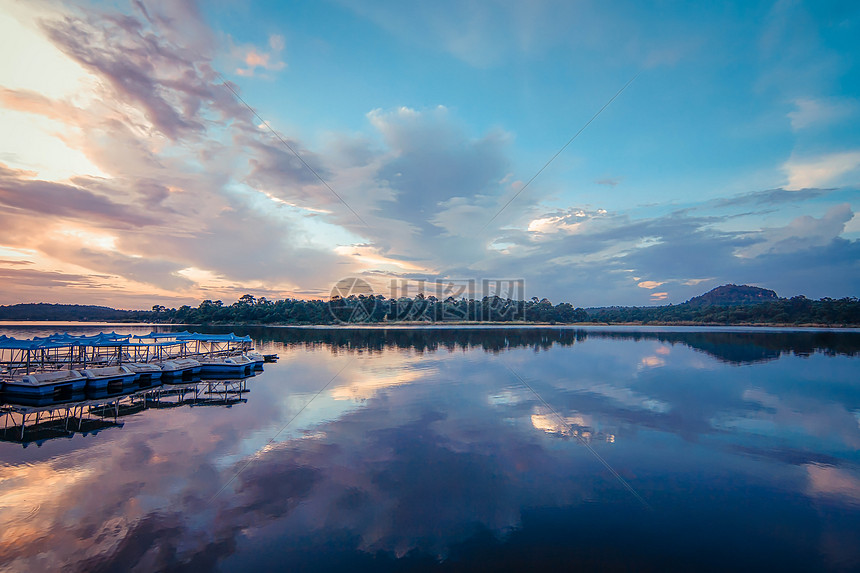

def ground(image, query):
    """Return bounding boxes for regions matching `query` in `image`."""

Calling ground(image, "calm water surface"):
[1,325,859,571]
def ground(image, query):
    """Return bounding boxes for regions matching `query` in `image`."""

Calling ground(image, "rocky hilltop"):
[686,284,779,306]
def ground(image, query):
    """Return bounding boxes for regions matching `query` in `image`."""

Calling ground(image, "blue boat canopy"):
[0,337,72,350]
[1,331,249,348]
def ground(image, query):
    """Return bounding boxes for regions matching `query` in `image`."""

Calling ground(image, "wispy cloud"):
[234,34,287,77]
[788,97,856,131]
[784,151,860,190]
[0,164,158,227]
[345,0,701,69]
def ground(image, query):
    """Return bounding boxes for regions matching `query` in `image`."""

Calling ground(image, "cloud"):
[469,197,858,305]
[0,4,366,305]
[637,280,664,290]
[0,164,158,227]
[788,98,857,131]
[345,0,701,70]
[242,135,331,200]
[738,203,854,258]
[234,34,287,77]
[784,151,860,190]
[304,105,523,278]
[525,208,600,235]
[367,106,510,223]
[41,5,249,142]
[0,266,106,290]
[713,187,829,209]
[0,87,85,123]
[1,1,858,309]
[38,241,193,291]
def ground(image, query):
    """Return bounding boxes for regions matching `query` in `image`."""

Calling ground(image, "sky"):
[0,0,857,309]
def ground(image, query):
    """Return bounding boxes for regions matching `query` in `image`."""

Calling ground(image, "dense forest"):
[0,303,142,321]
[1,288,858,326]
[586,296,860,326]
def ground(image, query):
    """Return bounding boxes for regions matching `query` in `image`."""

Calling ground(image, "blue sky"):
[0,0,857,308]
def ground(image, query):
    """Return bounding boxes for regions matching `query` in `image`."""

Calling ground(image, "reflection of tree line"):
[206,326,860,365]
[232,327,589,354]
[596,330,860,364]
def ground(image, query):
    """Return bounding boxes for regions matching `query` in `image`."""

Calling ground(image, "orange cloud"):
[235,34,286,76]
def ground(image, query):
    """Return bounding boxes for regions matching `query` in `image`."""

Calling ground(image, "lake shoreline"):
[2,320,857,330]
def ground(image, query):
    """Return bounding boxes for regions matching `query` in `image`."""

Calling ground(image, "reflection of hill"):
[210,326,860,365]
[591,330,860,365]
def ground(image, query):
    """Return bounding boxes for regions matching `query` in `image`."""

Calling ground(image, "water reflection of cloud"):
[218,406,590,560]
[530,410,616,443]
[531,412,589,434]
[580,383,671,414]
[329,356,435,401]
[640,355,666,368]
[488,388,526,406]
[0,462,96,564]
[806,463,860,506]
[738,388,860,450]
[0,332,858,570]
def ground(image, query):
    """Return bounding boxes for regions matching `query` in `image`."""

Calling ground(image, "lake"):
[1,325,859,571]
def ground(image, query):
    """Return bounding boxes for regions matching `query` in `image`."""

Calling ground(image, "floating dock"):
[0,331,275,400]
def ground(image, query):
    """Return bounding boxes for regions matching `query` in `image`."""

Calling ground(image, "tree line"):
[1,294,858,326]
[151,294,590,324]
[587,296,860,326]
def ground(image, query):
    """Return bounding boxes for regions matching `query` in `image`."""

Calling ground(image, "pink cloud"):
[235,34,286,77]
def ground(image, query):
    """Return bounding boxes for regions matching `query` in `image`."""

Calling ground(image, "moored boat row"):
[0,331,274,399]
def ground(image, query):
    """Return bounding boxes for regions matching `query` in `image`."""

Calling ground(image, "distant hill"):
[686,284,779,306]
[0,303,136,321]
